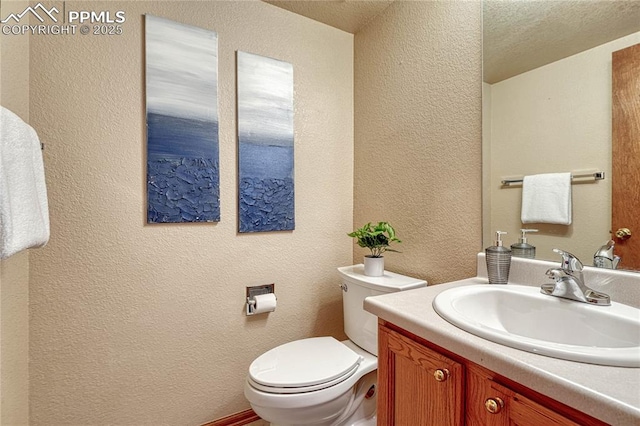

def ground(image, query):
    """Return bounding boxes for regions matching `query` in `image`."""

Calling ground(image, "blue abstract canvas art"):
[145,15,219,223]
[237,52,294,233]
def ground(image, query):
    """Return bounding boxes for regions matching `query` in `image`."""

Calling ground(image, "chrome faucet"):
[593,240,621,269]
[540,248,611,306]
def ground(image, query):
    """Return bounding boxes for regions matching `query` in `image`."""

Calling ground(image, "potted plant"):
[348,222,401,276]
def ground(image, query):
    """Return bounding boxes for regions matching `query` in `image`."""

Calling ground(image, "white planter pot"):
[364,256,384,277]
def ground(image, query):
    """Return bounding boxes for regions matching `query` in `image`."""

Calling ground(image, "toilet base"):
[270,416,376,426]
[332,370,376,426]
[351,416,376,426]
[266,370,377,426]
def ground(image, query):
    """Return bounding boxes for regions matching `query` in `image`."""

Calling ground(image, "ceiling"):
[265,1,640,84]
[263,0,395,34]
[483,1,640,84]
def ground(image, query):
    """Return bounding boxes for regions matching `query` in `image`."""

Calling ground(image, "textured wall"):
[354,1,483,284]
[28,1,353,424]
[0,0,30,423]
[487,31,640,263]
[482,82,493,249]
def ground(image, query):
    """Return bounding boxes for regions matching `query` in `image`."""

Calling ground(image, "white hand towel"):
[521,172,572,225]
[0,106,50,259]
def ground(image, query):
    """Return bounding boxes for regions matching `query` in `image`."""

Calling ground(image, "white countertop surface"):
[363,257,640,425]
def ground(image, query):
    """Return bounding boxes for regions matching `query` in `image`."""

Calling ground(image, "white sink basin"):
[433,284,640,367]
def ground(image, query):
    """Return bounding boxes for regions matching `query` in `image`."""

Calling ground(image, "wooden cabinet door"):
[378,325,463,426]
[612,43,640,270]
[466,365,579,426]
[466,365,511,426]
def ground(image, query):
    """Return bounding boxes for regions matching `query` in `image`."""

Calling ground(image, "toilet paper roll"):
[253,293,277,314]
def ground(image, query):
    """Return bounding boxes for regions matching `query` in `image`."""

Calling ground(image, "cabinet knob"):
[433,368,450,382]
[484,397,504,414]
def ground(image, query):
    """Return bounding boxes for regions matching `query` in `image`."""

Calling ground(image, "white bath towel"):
[0,106,50,259]
[521,172,572,225]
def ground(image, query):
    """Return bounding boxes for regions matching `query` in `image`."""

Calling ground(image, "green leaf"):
[347,221,402,256]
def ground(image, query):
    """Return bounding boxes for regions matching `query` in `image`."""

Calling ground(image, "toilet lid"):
[249,337,363,389]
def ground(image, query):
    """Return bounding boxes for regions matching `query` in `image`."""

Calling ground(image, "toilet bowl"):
[244,338,377,426]
[244,265,427,426]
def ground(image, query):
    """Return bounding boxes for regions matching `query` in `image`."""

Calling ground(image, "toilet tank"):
[337,265,427,356]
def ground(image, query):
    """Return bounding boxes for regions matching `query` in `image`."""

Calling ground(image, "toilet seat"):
[248,362,360,394]
[248,337,363,394]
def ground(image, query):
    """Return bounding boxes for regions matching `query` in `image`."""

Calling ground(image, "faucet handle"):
[552,248,584,273]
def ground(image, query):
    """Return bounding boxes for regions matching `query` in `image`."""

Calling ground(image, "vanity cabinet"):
[378,322,607,426]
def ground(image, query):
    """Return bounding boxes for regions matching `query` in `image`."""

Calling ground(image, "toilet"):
[244,265,427,425]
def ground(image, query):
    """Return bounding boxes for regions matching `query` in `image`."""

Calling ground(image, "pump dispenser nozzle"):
[494,230,507,246]
[518,228,538,243]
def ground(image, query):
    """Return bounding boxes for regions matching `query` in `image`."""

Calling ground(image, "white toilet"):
[244,265,427,426]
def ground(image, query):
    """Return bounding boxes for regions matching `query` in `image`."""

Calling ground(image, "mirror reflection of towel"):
[0,106,50,259]
[521,173,572,225]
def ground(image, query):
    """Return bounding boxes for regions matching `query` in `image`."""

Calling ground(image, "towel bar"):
[501,171,605,187]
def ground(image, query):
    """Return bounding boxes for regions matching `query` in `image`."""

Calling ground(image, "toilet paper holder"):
[246,283,276,315]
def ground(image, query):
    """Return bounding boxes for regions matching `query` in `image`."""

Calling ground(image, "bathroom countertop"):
[364,276,640,425]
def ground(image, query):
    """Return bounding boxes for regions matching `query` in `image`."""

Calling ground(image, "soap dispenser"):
[511,229,538,259]
[486,231,511,284]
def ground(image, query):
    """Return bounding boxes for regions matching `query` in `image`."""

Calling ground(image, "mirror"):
[482,1,640,271]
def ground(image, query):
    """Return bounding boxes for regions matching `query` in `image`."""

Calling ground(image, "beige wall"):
[482,82,492,248]
[486,31,640,263]
[354,1,483,284]
[1,0,31,424]
[5,1,486,424]
[28,1,353,424]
